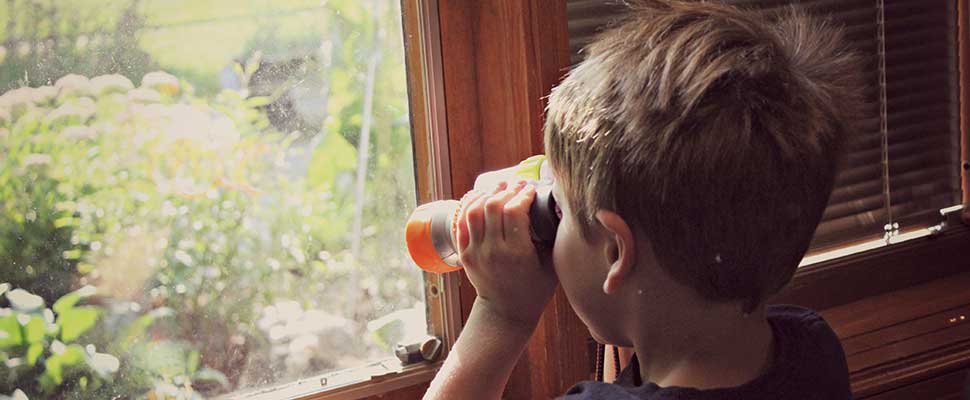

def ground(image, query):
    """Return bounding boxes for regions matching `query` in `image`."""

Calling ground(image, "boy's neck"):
[631,304,775,390]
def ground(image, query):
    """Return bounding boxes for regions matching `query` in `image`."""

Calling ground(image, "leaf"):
[244,51,262,79]
[52,286,96,315]
[77,263,96,274]
[42,343,85,386]
[39,374,57,394]
[244,96,271,108]
[232,63,245,82]
[308,132,357,189]
[187,349,200,374]
[6,289,44,312]
[192,367,230,389]
[26,342,43,365]
[118,307,174,351]
[57,306,99,342]
[24,315,45,343]
[53,216,76,228]
[52,296,79,316]
[128,339,191,377]
[61,249,82,260]
[0,315,23,347]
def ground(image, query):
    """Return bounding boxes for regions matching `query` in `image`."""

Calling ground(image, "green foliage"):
[0,286,119,397]
[127,339,228,398]
[0,0,424,398]
[0,0,155,92]
[308,132,358,190]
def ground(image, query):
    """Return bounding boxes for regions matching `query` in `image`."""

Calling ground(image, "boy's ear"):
[595,210,637,295]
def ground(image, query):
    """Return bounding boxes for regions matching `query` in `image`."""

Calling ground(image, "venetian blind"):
[565,0,962,251]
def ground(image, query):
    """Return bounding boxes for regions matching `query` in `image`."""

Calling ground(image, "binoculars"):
[405,155,560,273]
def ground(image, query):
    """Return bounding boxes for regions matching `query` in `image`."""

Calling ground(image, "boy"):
[425,1,863,399]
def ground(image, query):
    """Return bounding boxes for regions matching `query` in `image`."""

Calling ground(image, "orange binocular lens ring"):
[405,202,462,273]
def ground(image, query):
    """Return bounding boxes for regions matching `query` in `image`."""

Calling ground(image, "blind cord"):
[877,0,896,239]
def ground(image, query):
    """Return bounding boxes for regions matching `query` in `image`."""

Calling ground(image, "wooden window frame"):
[284,0,970,399]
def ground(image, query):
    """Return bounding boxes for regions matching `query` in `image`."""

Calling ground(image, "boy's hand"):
[455,180,558,330]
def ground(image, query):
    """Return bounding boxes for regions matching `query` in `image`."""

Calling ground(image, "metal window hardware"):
[930,204,966,236]
[883,222,900,241]
[395,335,443,366]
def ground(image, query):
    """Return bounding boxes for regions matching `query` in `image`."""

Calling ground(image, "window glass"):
[0,0,425,398]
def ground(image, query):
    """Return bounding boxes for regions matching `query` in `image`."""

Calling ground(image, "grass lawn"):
[0,0,340,93]
[139,0,333,92]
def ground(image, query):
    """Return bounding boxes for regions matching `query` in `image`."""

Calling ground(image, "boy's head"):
[545,0,864,334]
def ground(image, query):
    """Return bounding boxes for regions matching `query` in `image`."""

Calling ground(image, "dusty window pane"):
[0,0,425,397]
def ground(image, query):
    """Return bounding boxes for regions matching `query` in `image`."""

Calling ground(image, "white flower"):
[6,289,45,311]
[0,388,29,400]
[154,104,240,151]
[127,87,161,103]
[45,97,96,125]
[174,250,194,266]
[141,71,180,96]
[51,340,66,355]
[61,125,98,140]
[55,74,92,98]
[90,74,134,96]
[33,86,57,104]
[23,153,52,167]
[0,87,44,116]
[87,351,120,377]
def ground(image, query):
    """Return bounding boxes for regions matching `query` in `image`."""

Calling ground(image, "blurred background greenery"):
[0,1,425,398]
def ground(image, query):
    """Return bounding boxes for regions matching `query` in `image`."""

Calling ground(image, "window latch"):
[395,335,443,365]
[929,204,965,236]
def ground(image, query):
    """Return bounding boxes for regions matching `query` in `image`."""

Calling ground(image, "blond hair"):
[545,0,865,310]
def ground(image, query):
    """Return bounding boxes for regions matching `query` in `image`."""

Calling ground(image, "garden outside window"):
[0,1,442,398]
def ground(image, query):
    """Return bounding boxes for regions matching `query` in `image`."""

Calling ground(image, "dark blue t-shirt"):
[559,305,851,400]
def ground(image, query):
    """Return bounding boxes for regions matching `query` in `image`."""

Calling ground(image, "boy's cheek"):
[552,241,599,310]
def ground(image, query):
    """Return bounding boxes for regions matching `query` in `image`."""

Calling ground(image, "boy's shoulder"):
[558,306,851,400]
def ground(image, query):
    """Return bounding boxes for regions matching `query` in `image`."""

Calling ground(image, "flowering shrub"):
[0,71,423,398]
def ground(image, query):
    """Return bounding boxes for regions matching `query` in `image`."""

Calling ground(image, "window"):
[566,0,963,259]
[0,1,434,398]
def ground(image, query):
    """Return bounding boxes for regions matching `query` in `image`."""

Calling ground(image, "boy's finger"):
[503,184,536,241]
[484,183,523,243]
[464,191,489,246]
[456,213,469,255]
[458,190,487,249]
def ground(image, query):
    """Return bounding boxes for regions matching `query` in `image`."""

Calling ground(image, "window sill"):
[231,359,439,400]
[774,219,970,311]
[820,272,970,398]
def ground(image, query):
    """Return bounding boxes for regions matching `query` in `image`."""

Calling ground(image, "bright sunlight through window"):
[0,1,425,398]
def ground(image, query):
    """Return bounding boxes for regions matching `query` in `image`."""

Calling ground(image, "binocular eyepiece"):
[404,156,559,273]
